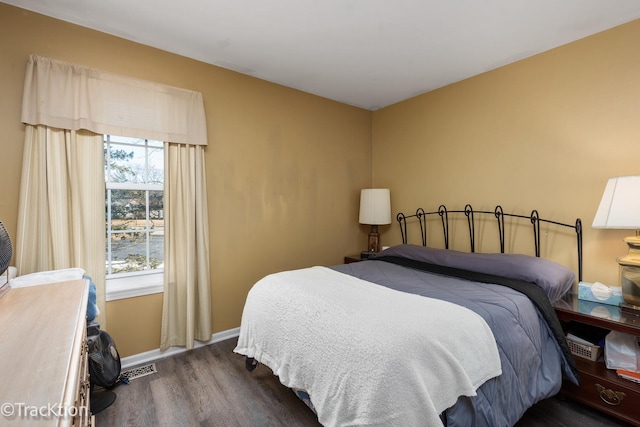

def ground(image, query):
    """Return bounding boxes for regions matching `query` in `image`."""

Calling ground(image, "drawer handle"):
[596,383,626,406]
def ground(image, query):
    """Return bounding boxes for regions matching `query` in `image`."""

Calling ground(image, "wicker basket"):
[567,336,602,361]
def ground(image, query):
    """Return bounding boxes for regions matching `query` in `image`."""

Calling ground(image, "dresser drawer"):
[561,367,640,425]
[75,337,91,426]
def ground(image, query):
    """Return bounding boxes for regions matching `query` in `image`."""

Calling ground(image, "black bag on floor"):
[88,329,121,389]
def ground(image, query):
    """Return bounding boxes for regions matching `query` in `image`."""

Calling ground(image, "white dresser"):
[0,279,92,426]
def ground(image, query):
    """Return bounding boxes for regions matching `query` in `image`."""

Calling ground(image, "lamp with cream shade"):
[359,189,391,258]
[592,175,640,307]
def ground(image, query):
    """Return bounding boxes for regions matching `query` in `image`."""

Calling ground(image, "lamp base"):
[620,264,640,306]
[367,225,380,253]
[618,236,640,306]
[619,236,640,266]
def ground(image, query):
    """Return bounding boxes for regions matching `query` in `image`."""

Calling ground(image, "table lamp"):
[592,175,640,308]
[359,189,391,258]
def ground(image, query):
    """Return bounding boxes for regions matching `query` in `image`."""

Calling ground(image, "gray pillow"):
[377,244,575,303]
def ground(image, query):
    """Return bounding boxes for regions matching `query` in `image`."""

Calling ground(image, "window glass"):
[104,135,164,277]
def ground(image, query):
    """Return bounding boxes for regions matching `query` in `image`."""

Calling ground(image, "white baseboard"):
[120,327,240,370]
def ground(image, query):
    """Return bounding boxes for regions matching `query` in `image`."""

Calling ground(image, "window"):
[104,135,164,300]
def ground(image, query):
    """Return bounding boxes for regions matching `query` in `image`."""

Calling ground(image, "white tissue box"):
[578,281,624,306]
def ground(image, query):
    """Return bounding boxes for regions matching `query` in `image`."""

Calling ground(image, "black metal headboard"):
[396,204,583,282]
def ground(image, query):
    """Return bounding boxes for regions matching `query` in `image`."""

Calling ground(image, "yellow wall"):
[373,19,640,287]
[3,3,639,357]
[0,4,372,356]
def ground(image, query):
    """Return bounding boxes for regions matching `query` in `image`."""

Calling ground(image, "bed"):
[234,204,583,426]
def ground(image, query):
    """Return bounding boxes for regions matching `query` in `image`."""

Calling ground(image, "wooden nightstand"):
[554,293,640,425]
[344,255,361,264]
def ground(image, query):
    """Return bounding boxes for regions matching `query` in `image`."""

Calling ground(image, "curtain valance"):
[21,55,207,145]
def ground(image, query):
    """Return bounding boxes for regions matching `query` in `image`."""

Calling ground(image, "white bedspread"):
[234,266,501,427]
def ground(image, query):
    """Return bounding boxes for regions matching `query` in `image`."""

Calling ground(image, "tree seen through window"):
[104,135,164,275]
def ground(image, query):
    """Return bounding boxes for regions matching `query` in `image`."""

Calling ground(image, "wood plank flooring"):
[95,338,631,427]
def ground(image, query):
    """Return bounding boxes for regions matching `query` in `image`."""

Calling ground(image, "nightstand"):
[554,293,640,425]
[344,255,361,264]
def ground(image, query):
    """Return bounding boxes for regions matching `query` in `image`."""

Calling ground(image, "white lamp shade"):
[592,176,640,229]
[359,189,391,225]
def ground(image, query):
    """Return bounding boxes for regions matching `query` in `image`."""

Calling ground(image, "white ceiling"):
[4,0,640,110]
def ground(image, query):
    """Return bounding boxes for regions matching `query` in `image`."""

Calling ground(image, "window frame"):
[106,271,164,301]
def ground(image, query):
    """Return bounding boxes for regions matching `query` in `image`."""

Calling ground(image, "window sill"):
[106,271,164,301]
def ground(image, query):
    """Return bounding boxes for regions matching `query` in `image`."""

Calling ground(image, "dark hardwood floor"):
[95,338,631,427]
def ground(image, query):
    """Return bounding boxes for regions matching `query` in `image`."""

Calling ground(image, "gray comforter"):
[331,248,577,426]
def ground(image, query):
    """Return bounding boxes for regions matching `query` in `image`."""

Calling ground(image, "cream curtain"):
[161,143,212,350]
[18,55,212,344]
[15,125,106,325]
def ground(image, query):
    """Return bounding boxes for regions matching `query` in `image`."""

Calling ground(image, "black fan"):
[0,220,11,277]
[88,330,120,413]
[88,330,122,389]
